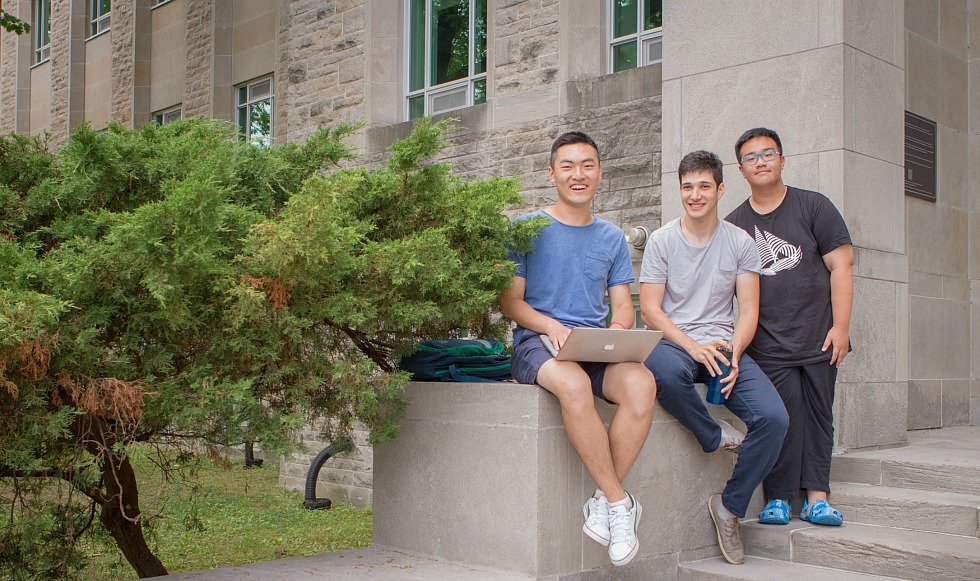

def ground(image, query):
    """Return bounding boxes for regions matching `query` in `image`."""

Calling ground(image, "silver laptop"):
[540,328,662,363]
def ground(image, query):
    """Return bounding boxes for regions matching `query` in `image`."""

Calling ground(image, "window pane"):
[644,0,662,30]
[430,0,469,86]
[238,106,248,134]
[473,78,486,105]
[430,85,467,113]
[99,0,111,16]
[474,0,487,75]
[249,100,272,146]
[409,0,426,91]
[612,40,637,72]
[250,79,271,100]
[238,86,248,104]
[645,37,662,63]
[613,0,638,38]
[408,95,425,120]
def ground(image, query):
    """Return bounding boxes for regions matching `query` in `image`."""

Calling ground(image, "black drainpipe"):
[303,444,334,510]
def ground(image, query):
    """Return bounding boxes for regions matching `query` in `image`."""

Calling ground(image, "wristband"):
[609,322,626,330]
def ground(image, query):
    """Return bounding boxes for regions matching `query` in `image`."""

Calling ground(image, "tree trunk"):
[99,451,168,577]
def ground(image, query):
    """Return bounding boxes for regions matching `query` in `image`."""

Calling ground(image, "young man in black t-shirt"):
[725,128,854,528]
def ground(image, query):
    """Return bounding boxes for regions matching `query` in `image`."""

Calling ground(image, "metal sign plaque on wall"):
[904,110,937,202]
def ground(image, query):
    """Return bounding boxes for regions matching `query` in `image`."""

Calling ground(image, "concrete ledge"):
[373,381,755,580]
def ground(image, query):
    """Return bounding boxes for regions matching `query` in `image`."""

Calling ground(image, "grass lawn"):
[80,447,372,580]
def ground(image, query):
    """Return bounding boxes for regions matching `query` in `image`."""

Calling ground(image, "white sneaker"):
[607,492,641,566]
[583,495,610,546]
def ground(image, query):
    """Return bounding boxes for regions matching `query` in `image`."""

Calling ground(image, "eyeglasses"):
[739,149,780,165]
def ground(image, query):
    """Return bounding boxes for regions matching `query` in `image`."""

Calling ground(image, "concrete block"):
[971,211,980,280]
[843,47,905,168]
[910,295,944,379]
[942,299,971,378]
[972,62,980,144]
[905,0,939,43]
[938,0,969,57]
[943,275,971,301]
[972,380,980,425]
[373,382,749,579]
[679,48,844,168]
[909,270,942,298]
[830,454,885,486]
[908,379,942,429]
[881,458,980,495]
[835,382,907,450]
[830,481,980,536]
[841,154,903,253]
[907,200,968,278]
[664,1,819,81]
[853,248,907,284]
[939,126,969,210]
[843,0,904,67]
[840,278,901,384]
[939,47,969,132]
[740,521,809,561]
[791,522,980,580]
[906,31,943,124]
[492,85,560,128]
[942,379,971,426]
[679,554,896,580]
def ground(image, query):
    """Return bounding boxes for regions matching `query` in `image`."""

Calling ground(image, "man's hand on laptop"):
[544,321,572,351]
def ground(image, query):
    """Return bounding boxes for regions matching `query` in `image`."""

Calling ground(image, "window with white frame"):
[154,106,182,126]
[609,0,662,73]
[406,0,487,120]
[33,0,51,63]
[89,0,111,37]
[236,77,273,147]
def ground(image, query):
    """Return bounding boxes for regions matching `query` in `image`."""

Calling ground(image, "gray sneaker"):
[708,493,744,565]
[582,495,610,546]
[716,419,745,453]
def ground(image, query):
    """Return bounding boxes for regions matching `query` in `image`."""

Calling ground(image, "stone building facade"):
[2,1,978,510]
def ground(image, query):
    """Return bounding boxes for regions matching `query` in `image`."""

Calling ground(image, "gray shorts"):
[511,332,610,402]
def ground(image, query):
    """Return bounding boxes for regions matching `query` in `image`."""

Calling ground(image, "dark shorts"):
[511,332,610,401]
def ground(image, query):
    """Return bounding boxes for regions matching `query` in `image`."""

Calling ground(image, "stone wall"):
[905,0,974,429]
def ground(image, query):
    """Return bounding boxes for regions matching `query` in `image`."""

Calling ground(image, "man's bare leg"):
[536,359,626,501]
[601,362,657,481]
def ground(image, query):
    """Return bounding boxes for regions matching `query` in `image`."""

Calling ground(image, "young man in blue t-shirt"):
[501,132,657,568]
[640,151,788,565]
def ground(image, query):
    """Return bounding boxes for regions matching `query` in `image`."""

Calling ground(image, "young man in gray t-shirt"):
[639,151,788,566]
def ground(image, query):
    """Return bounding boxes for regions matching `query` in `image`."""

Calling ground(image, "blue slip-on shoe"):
[758,499,791,525]
[800,499,843,526]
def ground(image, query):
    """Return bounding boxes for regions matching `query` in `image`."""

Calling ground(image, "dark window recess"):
[904,111,937,202]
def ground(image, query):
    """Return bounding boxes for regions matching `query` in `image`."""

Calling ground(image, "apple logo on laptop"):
[604,344,615,351]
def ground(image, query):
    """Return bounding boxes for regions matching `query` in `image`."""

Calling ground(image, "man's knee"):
[539,362,596,411]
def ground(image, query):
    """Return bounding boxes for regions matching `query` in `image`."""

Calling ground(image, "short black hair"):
[550,131,601,168]
[678,150,723,186]
[734,127,783,162]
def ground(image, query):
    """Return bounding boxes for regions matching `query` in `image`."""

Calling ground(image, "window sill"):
[30,58,51,70]
[85,28,111,42]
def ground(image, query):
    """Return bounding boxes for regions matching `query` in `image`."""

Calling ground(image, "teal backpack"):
[399,339,512,383]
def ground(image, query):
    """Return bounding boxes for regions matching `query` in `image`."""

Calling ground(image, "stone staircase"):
[677,425,980,581]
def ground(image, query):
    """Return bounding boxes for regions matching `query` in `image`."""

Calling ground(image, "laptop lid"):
[552,328,662,363]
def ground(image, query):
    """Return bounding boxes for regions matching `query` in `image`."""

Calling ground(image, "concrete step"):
[743,521,980,581]
[830,482,980,537]
[831,426,980,496]
[678,555,903,580]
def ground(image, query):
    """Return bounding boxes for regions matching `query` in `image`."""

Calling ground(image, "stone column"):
[183,0,213,118]
[970,0,980,423]
[662,1,908,451]
[0,0,31,134]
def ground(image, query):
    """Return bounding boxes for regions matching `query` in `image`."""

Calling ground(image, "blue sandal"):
[801,499,843,526]
[758,499,791,525]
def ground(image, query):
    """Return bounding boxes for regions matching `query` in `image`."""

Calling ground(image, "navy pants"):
[645,340,788,517]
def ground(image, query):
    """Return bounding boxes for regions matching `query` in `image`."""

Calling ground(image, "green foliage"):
[0,9,30,35]
[0,117,534,577]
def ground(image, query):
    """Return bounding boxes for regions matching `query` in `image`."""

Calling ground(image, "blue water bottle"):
[705,348,733,405]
